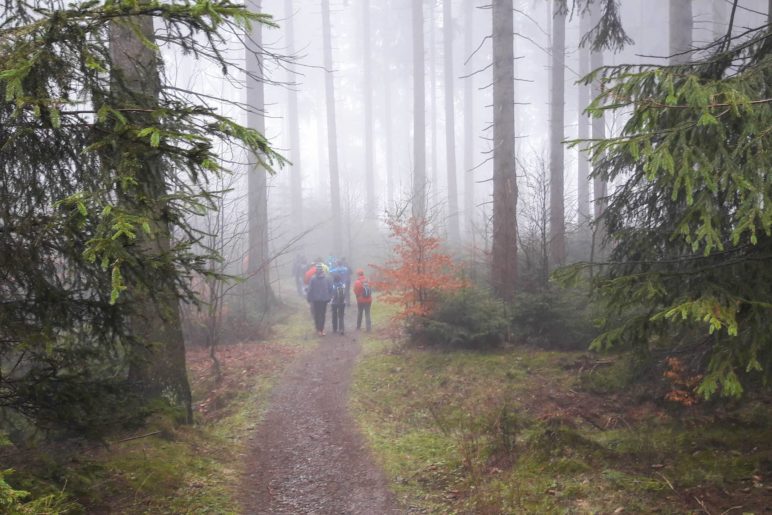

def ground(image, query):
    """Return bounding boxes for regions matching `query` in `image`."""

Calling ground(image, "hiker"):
[353,269,372,332]
[330,273,347,335]
[331,258,352,303]
[304,258,329,285]
[306,264,332,335]
[292,254,306,295]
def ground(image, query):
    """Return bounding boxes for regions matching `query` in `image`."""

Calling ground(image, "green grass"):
[351,330,772,513]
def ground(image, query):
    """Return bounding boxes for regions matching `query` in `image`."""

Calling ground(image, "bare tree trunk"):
[285,0,303,234]
[246,0,275,311]
[590,2,606,224]
[383,53,395,208]
[463,0,474,239]
[362,0,375,218]
[443,0,460,243]
[577,10,591,228]
[316,105,327,193]
[491,0,517,301]
[429,0,438,194]
[412,0,427,219]
[670,0,693,64]
[109,13,192,422]
[321,0,343,251]
[712,0,727,40]
[549,4,566,267]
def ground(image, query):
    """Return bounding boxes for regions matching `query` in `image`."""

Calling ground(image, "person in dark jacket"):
[306,265,333,335]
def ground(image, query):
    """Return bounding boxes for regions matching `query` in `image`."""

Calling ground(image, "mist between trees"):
[0,0,770,445]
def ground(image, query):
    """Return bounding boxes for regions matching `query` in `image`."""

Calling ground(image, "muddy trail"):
[240,306,400,514]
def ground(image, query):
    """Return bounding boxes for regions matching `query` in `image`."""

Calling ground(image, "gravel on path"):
[240,320,401,514]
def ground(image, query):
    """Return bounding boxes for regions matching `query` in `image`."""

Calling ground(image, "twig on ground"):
[113,431,162,444]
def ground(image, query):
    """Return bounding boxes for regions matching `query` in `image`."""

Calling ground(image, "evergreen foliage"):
[0,0,284,433]
[413,288,510,348]
[563,20,772,397]
[510,289,599,350]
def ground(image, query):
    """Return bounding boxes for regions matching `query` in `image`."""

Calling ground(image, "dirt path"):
[240,308,400,514]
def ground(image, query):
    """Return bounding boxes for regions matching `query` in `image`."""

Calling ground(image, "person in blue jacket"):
[330,258,352,303]
[330,273,347,335]
[306,264,333,335]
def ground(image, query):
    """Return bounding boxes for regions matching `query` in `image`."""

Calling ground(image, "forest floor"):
[350,318,772,514]
[5,295,771,513]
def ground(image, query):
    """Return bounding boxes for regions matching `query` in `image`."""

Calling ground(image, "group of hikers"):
[292,255,373,336]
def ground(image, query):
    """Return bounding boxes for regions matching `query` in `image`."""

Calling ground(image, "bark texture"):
[321,0,343,251]
[109,13,192,421]
[246,0,275,310]
[549,5,566,266]
[285,0,303,233]
[443,0,460,243]
[491,0,518,301]
[463,0,475,238]
[362,0,375,218]
[412,0,427,219]
[670,0,693,64]
[590,2,606,223]
[577,10,591,226]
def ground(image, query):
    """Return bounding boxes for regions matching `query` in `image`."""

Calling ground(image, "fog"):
[168,0,769,284]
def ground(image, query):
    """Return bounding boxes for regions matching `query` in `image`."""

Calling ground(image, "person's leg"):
[332,305,339,332]
[365,303,372,331]
[339,304,345,334]
[320,301,328,334]
[357,303,363,329]
[313,302,324,332]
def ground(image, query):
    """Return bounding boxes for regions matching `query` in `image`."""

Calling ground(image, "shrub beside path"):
[240,308,400,514]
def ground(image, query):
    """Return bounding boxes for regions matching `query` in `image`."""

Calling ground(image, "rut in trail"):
[240,322,400,514]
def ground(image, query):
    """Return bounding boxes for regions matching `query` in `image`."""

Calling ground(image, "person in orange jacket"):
[352,269,372,332]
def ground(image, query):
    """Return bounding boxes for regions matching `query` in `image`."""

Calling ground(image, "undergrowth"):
[351,329,772,513]
[1,302,307,514]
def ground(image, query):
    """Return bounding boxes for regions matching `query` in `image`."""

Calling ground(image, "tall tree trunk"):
[429,0,438,194]
[362,0,376,218]
[412,0,427,219]
[549,4,566,266]
[491,0,517,301]
[109,13,192,422]
[670,0,693,64]
[285,0,303,234]
[321,0,343,250]
[383,53,395,208]
[577,11,591,228]
[463,0,475,239]
[443,0,460,243]
[246,0,275,311]
[590,2,606,224]
[712,0,727,40]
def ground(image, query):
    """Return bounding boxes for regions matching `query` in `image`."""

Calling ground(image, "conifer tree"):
[0,0,283,432]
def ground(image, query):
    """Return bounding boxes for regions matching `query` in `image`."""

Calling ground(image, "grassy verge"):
[4,303,310,514]
[351,317,772,513]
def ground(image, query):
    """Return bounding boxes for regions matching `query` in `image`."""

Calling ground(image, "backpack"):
[333,283,346,304]
[361,281,371,298]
